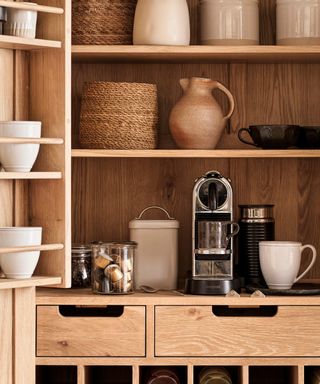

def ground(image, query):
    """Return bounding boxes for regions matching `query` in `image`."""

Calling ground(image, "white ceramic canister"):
[129,206,179,290]
[4,3,37,38]
[133,0,190,45]
[276,0,320,45]
[200,0,259,45]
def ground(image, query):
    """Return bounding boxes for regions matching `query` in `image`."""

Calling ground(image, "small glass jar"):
[92,242,136,295]
[71,244,91,288]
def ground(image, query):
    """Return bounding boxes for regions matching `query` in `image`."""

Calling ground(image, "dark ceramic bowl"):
[298,126,320,149]
[238,125,301,149]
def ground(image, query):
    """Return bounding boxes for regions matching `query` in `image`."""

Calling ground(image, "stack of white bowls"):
[0,121,41,172]
[4,3,37,38]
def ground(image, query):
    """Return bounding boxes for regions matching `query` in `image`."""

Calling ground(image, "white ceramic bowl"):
[4,4,38,38]
[0,227,42,279]
[0,121,41,172]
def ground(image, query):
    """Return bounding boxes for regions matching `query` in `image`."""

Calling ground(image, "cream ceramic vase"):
[133,0,190,45]
[169,77,235,149]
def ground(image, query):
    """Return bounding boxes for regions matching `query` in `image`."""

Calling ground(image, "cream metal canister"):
[276,0,320,45]
[129,206,179,290]
[200,0,259,45]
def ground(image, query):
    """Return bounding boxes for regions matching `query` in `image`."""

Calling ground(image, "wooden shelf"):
[0,35,61,50]
[0,1,63,14]
[0,243,64,255]
[0,276,61,290]
[72,45,320,63]
[0,138,64,144]
[0,172,62,179]
[71,149,320,158]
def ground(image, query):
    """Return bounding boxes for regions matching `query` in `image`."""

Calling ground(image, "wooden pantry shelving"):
[0,243,64,254]
[71,149,320,158]
[0,35,61,50]
[0,1,64,14]
[0,138,64,144]
[0,172,62,179]
[72,45,320,63]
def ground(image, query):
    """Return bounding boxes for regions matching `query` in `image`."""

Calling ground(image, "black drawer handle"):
[59,305,124,317]
[212,305,278,317]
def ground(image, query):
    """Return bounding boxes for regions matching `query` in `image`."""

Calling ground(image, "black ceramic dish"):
[298,126,320,149]
[238,125,301,149]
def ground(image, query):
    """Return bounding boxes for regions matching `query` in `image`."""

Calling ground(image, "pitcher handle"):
[214,81,235,120]
[294,244,317,284]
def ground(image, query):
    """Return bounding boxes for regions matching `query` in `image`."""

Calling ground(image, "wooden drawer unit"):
[37,305,146,357]
[155,305,320,357]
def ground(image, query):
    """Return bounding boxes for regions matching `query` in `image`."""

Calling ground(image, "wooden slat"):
[0,243,64,254]
[0,172,62,179]
[71,45,320,63]
[13,287,35,384]
[30,0,71,288]
[0,276,61,289]
[0,35,61,50]
[0,1,64,14]
[0,138,64,144]
[71,149,320,158]
[0,290,12,384]
[187,365,194,384]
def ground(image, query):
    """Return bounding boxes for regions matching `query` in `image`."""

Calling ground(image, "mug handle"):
[226,222,240,242]
[294,244,317,284]
[238,128,258,147]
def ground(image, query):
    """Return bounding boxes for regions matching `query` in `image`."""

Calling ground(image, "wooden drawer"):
[37,305,146,357]
[155,305,320,357]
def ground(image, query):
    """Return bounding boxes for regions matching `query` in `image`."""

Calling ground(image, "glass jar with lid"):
[92,242,136,295]
[71,244,91,288]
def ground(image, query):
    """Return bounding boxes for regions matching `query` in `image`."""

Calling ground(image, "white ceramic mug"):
[259,241,317,290]
[0,227,42,279]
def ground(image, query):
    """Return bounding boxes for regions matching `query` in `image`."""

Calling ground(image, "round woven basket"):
[72,0,137,45]
[79,82,158,149]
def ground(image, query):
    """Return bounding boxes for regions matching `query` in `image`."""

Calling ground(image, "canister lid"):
[72,244,91,256]
[129,219,180,229]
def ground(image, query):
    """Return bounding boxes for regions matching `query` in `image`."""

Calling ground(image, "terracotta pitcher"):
[169,77,235,149]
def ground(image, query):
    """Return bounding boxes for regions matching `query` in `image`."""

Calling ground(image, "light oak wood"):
[155,306,320,357]
[0,1,63,14]
[0,290,12,384]
[77,366,88,384]
[0,138,64,144]
[13,287,35,384]
[0,35,61,50]
[71,45,320,63]
[0,243,64,254]
[0,276,61,289]
[72,149,320,158]
[0,172,62,179]
[242,366,249,384]
[37,305,146,357]
[187,365,193,384]
[132,365,139,384]
[30,0,71,288]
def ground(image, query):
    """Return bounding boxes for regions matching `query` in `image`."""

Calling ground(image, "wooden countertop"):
[36,287,320,306]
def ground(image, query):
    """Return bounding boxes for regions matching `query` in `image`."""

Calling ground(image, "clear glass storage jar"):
[92,242,136,295]
[71,244,91,288]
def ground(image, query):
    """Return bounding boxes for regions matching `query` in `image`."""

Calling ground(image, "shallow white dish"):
[0,227,42,279]
[0,121,41,172]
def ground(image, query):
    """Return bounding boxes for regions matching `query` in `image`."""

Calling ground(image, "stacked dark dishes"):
[0,7,7,35]
[238,205,275,288]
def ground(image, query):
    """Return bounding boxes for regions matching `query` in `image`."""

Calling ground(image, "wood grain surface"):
[155,305,320,357]
[0,290,12,384]
[37,305,146,357]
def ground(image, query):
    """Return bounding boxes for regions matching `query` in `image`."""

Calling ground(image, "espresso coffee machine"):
[185,170,240,295]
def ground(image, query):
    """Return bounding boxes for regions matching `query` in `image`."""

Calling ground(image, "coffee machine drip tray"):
[185,277,241,295]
